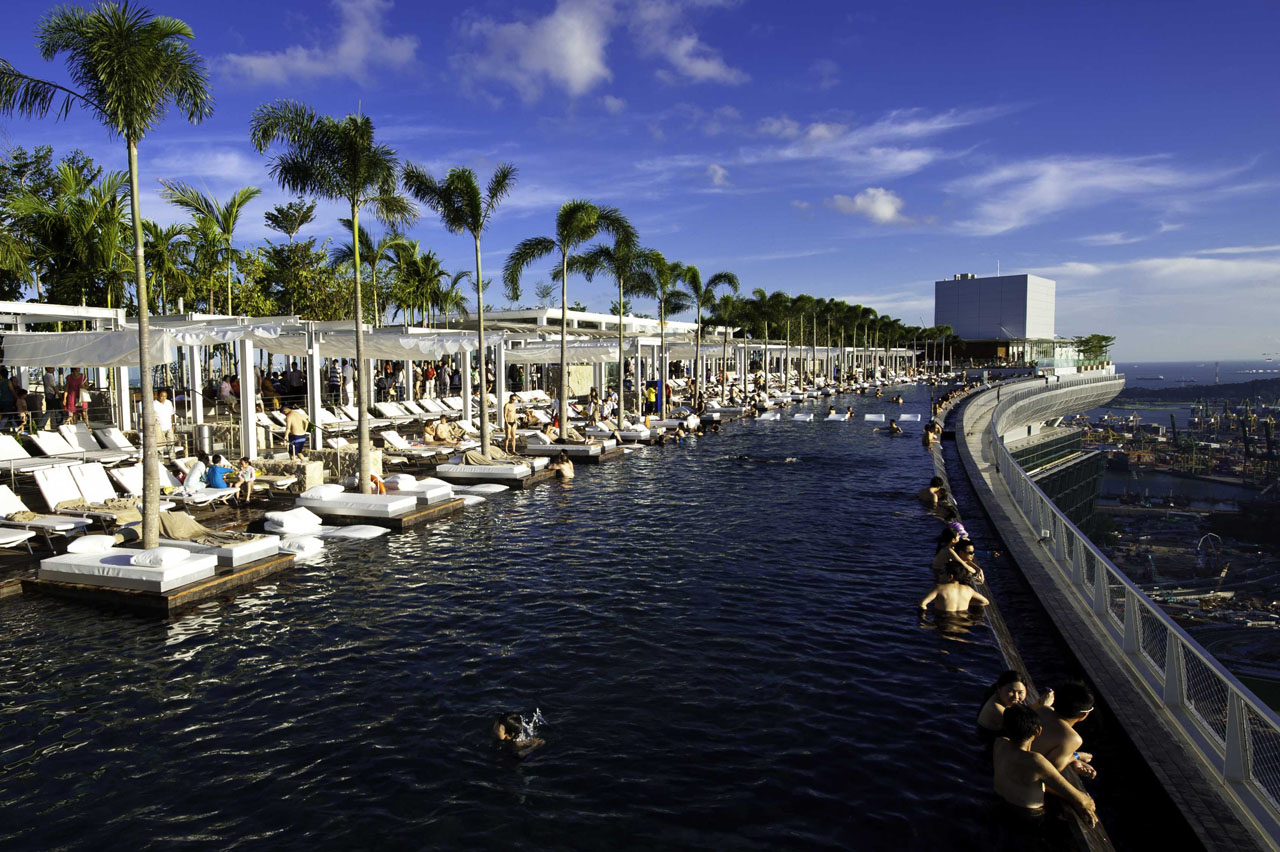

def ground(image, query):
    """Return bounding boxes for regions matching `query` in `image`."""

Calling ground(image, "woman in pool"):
[978,670,1054,732]
[493,712,544,758]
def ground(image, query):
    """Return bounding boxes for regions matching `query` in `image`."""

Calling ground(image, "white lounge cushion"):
[159,535,281,568]
[131,546,192,568]
[265,507,324,533]
[318,524,387,540]
[450,483,510,495]
[524,431,554,445]
[279,535,324,556]
[435,463,530,480]
[459,495,486,507]
[67,534,116,554]
[383,473,419,489]
[301,483,346,500]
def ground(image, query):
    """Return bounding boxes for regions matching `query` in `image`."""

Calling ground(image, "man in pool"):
[493,712,544,759]
[993,704,1097,827]
[549,450,575,480]
[919,564,990,612]
[1033,682,1098,780]
[873,419,903,435]
[918,476,946,510]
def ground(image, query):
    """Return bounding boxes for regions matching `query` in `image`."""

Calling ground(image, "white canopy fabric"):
[167,324,285,347]
[504,341,625,364]
[0,330,170,368]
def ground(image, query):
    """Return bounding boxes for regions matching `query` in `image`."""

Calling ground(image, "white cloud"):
[1023,252,1280,358]
[950,155,1232,236]
[790,200,811,210]
[758,115,802,138]
[148,148,262,185]
[630,0,749,85]
[1193,244,1280,256]
[458,0,615,101]
[810,58,840,90]
[602,94,627,114]
[739,106,1004,179]
[706,163,730,186]
[827,187,911,225]
[1077,231,1147,246]
[220,0,418,85]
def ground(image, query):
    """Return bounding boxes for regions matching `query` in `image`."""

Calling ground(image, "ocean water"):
[0,387,1186,850]
[1115,360,1279,390]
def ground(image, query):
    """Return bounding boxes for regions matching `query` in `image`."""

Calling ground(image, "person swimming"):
[493,711,545,758]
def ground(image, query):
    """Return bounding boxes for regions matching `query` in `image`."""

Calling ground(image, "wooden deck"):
[308,497,466,531]
[21,551,297,616]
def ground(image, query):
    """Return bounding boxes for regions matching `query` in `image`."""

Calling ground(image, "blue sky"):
[2,0,1278,360]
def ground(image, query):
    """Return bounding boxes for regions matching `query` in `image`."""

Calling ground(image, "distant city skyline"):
[1,0,1276,360]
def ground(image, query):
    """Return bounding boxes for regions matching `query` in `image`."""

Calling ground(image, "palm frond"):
[503,235,556,292]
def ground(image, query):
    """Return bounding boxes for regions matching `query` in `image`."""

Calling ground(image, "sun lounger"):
[70,462,177,513]
[112,463,235,509]
[435,461,531,482]
[0,484,93,545]
[33,466,118,523]
[0,528,36,554]
[294,485,417,519]
[379,431,452,459]
[441,396,464,412]
[62,423,138,459]
[315,407,357,432]
[29,429,131,465]
[94,428,140,454]
[374,401,420,423]
[38,547,217,592]
[338,404,391,428]
[0,434,77,475]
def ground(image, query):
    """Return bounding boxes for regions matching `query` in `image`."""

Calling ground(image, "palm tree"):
[503,200,635,440]
[631,251,691,406]
[388,241,445,330]
[707,291,741,404]
[437,271,471,329]
[141,219,189,315]
[680,266,739,399]
[264,199,315,243]
[403,164,516,452]
[0,2,213,549]
[570,238,651,423]
[159,181,261,314]
[331,220,409,328]
[251,102,416,494]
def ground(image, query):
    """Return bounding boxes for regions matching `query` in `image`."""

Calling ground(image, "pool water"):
[0,387,1140,850]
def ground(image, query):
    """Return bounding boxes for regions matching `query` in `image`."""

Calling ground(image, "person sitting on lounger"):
[184,451,209,493]
[235,457,257,505]
[549,450,575,480]
[429,416,458,443]
[205,455,234,489]
[493,712,545,759]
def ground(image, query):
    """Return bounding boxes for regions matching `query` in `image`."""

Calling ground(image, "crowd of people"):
[0,365,94,432]
[917,383,1101,833]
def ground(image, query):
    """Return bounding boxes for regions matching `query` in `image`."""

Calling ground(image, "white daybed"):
[383,474,454,505]
[294,485,417,519]
[435,462,531,482]
[39,547,217,592]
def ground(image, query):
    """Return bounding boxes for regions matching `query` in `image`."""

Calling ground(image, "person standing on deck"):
[503,394,520,455]
[327,358,341,403]
[283,403,309,457]
[153,389,176,457]
[342,359,354,406]
[41,367,61,429]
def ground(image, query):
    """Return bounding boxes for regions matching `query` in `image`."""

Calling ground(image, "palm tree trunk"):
[721,324,729,405]
[351,205,372,494]
[128,140,160,549]
[617,274,625,424]
[559,250,569,440]
[693,311,702,403]
[659,297,666,416]
[475,235,491,452]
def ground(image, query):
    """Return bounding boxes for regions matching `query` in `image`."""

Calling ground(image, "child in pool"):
[493,712,545,758]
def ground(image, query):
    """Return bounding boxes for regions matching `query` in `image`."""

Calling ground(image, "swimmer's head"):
[992,670,1028,707]
[1054,682,1094,719]
[493,712,523,741]
[1000,704,1042,744]
[929,476,944,488]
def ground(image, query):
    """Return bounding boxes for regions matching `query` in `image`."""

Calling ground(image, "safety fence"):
[988,374,1280,842]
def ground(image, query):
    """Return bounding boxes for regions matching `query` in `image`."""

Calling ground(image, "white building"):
[934,273,1055,340]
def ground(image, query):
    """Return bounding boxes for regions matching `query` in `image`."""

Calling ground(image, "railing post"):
[1225,692,1249,782]
[1123,587,1140,654]
[1164,639,1186,708]
[1093,557,1109,615]
[1071,536,1084,585]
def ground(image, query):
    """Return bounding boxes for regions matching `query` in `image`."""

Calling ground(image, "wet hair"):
[494,712,523,739]
[1001,704,1042,743]
[557,451,569,463]
[1054,682,1094,718]
[983,670,1027,704]
[929,476,944,488]
[958,538,976,554]
[195,451,210,464]
[935,528,961,549]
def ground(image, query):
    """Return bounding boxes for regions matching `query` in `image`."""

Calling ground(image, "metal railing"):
[986,375,1280,842]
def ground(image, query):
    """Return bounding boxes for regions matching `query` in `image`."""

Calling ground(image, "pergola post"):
[461,356,473,424]
[114,366,132,431]
[493,335,506,423]
[239,336,257,459]
[305,327,323,450]
[187,344,203,430]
